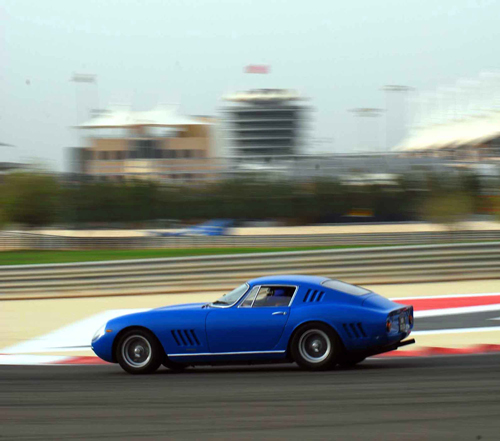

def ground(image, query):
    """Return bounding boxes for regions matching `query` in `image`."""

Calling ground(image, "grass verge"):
[0,245,374,266]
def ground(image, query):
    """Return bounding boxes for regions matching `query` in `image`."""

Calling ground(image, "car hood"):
[153,302,206,312]
[107,302,207,330]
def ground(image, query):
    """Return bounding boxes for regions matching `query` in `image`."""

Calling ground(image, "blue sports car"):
[92,275,414,374]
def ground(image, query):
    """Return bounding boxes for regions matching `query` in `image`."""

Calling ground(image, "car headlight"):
[92,324,106,342]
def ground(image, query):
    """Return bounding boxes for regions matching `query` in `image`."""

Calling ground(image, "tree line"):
[0,171,491,228]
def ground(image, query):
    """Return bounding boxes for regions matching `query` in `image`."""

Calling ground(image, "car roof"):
[248,275,330,287]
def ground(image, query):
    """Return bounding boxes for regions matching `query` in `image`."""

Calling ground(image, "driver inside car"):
[260,288,289,307]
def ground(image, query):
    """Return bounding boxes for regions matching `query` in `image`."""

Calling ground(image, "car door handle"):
[272,311,287,316]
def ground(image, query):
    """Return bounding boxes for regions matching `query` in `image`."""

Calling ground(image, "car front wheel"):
[291,323,341,370]
[116,329,163,375]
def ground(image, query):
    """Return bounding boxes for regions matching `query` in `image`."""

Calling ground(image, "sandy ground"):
[1,279,499,357]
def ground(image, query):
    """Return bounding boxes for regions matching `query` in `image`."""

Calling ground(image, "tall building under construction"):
[221,89,308,159]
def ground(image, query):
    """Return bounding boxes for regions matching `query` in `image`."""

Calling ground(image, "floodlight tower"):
[381,85,413,151]
[349,107,385,153]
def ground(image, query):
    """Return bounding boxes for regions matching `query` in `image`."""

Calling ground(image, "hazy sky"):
[1,0,499,170]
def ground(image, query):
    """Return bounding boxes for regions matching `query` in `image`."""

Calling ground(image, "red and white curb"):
[375,344,500,358]
[0,354,109,365]
[395,292,500,319]
[1,293,500,366]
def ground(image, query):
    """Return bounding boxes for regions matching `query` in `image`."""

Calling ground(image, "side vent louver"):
[343,323,367,339]
[303,289,325,303]
[357,323,367,337]
[171,329,201,347]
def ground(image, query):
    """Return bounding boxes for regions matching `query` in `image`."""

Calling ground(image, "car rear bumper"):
[351,338,416,359]
[370,337,416,357]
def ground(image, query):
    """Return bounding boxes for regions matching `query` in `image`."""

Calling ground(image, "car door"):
[206,285,296,353]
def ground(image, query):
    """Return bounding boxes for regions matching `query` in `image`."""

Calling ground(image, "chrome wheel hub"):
[298,329,331,364]
[311,340,322,352]
[122,335,152,368]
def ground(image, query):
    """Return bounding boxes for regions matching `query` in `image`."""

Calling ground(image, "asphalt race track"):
[2,355,500,440]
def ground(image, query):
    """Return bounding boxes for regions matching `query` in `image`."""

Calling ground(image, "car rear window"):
[321,280,370,296]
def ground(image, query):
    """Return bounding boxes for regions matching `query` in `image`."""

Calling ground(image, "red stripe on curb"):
[375,344,500,358]
[54,356,110,365]
[395,295,500,311]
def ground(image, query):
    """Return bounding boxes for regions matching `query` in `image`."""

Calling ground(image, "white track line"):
[412,326,500,335]
[390,292,500,301]
[1,309,147,355]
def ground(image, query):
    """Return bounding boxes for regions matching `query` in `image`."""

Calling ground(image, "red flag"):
[244,65,270,74]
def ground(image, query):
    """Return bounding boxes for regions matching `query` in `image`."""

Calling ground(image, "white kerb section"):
[1,309,148,355]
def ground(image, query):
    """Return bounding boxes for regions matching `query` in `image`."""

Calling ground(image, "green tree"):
[2,172,61,227]
[0,206,6,229]
[420,191,474,231]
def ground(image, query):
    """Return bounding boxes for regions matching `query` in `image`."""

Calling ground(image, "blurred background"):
[2,1,500,439]
[1,0,500,235]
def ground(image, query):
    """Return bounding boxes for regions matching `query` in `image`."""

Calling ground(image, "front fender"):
[91,312,160,363]
[92,308,211,362]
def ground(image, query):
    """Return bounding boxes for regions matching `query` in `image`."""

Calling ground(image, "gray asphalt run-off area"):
[416,310,500,331]
[2,354,500,440]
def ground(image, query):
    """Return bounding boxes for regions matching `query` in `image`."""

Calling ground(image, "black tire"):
[338,355,366,369]
[116,329,163,375]
[290,322,342,370]
[162,357,187,372]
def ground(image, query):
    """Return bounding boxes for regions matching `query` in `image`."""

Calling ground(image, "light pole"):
[70,73,99,125]
[349,108,385,153]
[381,85,413,151]
[0,142,16,164]
[70,74,99,174]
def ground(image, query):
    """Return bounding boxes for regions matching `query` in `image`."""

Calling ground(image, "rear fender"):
[285,319,346,357]
[278,304,386,352]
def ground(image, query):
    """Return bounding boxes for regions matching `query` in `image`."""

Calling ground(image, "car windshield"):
[211,283,248,306]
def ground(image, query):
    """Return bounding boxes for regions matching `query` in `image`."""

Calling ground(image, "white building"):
[396,72,500,160]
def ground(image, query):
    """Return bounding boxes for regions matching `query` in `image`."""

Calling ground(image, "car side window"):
[252,286,295,308]
[239,286,260,307]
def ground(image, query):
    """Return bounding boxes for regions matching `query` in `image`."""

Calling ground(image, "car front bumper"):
[91,333,116,363]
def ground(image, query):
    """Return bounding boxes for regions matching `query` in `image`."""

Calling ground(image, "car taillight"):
[409,314,413,326]
[386,319,392,332]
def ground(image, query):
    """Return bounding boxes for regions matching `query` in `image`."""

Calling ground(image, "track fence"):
[1,242,499,299]
[2,229,500,251]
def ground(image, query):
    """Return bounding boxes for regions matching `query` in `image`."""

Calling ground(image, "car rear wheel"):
[116,329,163,375]
[291,323,341,370]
